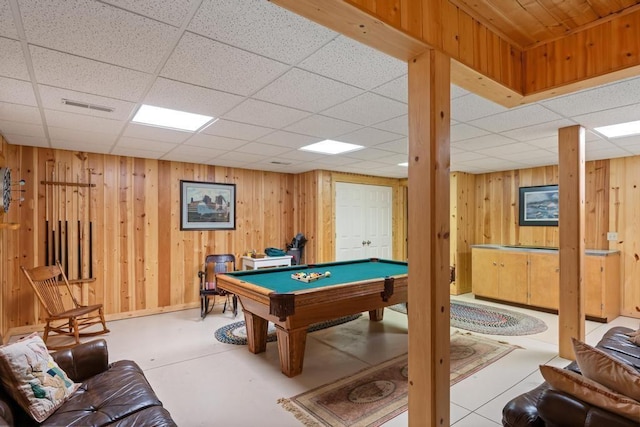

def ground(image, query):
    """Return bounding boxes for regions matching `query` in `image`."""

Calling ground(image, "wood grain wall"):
[1,144,295,337]
[473,161,609,249]
[609,156,640,317]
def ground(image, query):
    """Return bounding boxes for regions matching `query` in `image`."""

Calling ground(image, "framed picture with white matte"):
[180,180,236,230]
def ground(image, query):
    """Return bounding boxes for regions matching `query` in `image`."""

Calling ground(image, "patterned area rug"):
[389,300,548,336]
[278,331,519,427]
[215,314,363,345]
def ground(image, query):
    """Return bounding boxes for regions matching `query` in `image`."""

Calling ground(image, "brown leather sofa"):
[0,339,176,426]
[502,326,640,427]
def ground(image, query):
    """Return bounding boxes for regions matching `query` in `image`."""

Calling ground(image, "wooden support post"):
[407,49,451,427]
[558,125,586,359]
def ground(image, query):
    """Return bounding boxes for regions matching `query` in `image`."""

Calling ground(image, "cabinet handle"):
[492,262,497,266]
[500,263,504,267]
[555,268,559,273]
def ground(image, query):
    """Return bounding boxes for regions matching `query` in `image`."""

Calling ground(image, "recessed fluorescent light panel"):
[132,104,213,132]
[398,162,408,167]
[299,140,364,155]
[595,120,640,138]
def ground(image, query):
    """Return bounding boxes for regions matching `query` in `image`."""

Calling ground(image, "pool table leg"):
[275,326,308,377]
[369,308,385,321]
[244,311,268,354]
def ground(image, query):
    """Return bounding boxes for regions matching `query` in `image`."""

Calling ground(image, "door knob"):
[366,240,371,245]
[362,240,366,246]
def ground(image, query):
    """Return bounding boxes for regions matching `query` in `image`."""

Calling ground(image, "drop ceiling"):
[1,0,640,178]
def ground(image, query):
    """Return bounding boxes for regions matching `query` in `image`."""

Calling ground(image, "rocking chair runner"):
[198,254,238,319]
[20,261,109,350]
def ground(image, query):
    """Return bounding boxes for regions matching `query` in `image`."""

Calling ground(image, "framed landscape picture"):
[518,185,559,226]
[180,181,236,230]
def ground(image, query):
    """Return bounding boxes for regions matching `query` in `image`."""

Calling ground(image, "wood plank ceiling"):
[450,0,640,47]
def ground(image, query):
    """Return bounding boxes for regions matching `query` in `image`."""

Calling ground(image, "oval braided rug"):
[389,300,547,336]
[215,314,362,345]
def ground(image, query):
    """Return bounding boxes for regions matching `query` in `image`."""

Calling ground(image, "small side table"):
[241,255,293,270]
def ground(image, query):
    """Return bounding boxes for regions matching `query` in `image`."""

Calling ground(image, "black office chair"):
[198,254,238,319]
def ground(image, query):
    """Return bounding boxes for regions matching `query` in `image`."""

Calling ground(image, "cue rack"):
[41,158,97,297]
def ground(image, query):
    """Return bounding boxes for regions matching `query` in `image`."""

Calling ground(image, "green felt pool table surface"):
[224,258,408,293]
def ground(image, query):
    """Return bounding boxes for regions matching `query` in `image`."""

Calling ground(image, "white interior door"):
[335,183,392,261]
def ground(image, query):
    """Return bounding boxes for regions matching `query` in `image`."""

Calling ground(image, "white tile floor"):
[50,294,640,426]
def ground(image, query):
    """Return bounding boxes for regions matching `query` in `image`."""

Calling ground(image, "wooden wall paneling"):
[133,157,146,310]
[143,159,159,309]
[609,157,640,317]
[457,9,475,65]
[613,11,640,69]
[442,1,459,57]
[156,160,172,308]
[585,160,609,249]
[400,0,422,39]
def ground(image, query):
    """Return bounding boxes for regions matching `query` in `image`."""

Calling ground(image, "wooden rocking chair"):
[20,261,110,350]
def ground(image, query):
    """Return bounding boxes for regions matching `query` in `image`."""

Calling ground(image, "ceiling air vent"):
[270,161,292,165]
[61,99,114,113]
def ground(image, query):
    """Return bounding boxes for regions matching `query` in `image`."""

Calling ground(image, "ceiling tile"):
[159,145,226,162]
[144,78,244,117]
[340,160,388,170]
[0,102,41,124]
[111,147,164,159]
[450,123,490,142]
[451,93,507,122]
[234,142,292,156]
[216,150,264,163]
[161,32,289,96]
[338,127,403,146]
[497,150,556,163]
[257,131,320,149]
[573,103,640,128]
[501,119,576,141]
[526,136,559,150]
[284,115,361,138]
[375,138,407,154]
[468,105,563,133]
[0,76,36,106]
[371,115,408,136]
[188,0,337,65]
[38,85,136,121]
[298,36,406,90]
[115,136,177,152]
[0,119,45,138]
[48,127,116,145]
[372,75,407,103]
[184,133,248,150]
[321,92,406,126]
[344,148,396,161]
[3,133,48,147]
[374,153,408,165]
[279,150,325,162]
[610,134,640,147]
[451,151,489,162]
[223,99,309,129]
[51,139,112,153]
[586,146,632,161]
[19,0,178,72]
[101,0,198,26]
[123,123,191,144]
[451,84,469,99]
[454,134,516,151]
[480,142,541,156]
[204,157,251,168]
[254,68,363,113]
[44,109,123,135]
[0,37,29,80]
[542,76,640,116]
[202,119,272,141]
[30,47,150,102]
[0,1,17,38]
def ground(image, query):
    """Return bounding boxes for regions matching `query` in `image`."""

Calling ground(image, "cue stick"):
[44,161,49,265]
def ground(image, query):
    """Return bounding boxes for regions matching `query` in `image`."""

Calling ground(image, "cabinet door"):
[585,256,603,317]
[472,249,499,298]
[498,252,529,304]
[529,252,559,309]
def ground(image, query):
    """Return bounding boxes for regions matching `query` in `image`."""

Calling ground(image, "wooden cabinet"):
[471,246,620,322]
[529,253,559,309]
[472,249,528,304]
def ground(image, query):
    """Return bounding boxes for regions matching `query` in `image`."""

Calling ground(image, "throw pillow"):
[629,334,640,346]
[0,333,79,422]
[572,338,640,402]
[540,365,640,422]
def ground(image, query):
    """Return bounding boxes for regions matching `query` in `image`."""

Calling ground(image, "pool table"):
[215,258,408,377]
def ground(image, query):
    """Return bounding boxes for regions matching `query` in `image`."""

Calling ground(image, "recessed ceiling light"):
[132,104,213,132]
[594,120,640,138]
[398,162,408,167]
[299,140,364,155]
